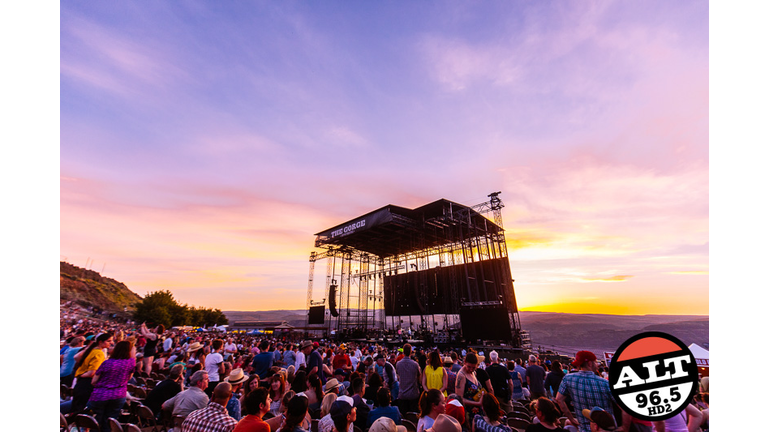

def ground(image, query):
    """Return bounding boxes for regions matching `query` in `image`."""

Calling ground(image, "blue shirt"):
[307,350,326,384]
[367,406,401,428]
[226,394,242,421]
[557,371,615,432]
[251,352,275,379]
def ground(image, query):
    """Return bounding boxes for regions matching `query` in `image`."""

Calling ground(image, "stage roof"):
[314,198,502,257]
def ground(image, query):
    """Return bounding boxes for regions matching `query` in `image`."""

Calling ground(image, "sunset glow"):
[60,1,708,316]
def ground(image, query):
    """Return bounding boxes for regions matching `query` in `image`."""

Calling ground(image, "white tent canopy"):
[688,343,709,367]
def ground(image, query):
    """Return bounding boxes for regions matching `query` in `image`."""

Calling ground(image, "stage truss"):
[305,192,523,346]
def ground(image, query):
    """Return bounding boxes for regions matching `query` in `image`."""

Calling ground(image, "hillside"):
[60,261,142,314]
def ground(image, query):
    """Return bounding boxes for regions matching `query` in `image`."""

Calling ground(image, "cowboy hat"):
[225,368,249,385]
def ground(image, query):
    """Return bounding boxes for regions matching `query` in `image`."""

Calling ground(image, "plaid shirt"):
[182,401,238,432]
[557,371,615,432]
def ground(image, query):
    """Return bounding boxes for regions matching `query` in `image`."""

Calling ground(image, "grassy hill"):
[60,261,142,314]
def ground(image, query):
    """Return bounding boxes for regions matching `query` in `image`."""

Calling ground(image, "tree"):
[133,290,228,328]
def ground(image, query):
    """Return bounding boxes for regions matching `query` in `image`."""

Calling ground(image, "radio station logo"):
[608,332,697,421]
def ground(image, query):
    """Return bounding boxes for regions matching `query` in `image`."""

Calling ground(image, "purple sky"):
[60,1,709,314]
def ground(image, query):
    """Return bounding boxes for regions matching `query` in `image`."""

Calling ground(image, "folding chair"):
[109,418,124,432]
[136,404,162,432]
[405,412,420,425]
[74,414,101,432]
[506,417,531,430]
[402,419,417,432]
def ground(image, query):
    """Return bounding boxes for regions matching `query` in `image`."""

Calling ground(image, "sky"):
[59,1,709,315]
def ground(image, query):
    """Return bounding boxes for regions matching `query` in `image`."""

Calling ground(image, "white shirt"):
[295,351,306,369]
[163,337,173,352]
[205,352,224,381]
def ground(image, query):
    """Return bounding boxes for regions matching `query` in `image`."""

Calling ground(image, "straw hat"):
[324,378,343,392]
[225,368,249,385]
[187,342,203,352]
[426,414,461,432]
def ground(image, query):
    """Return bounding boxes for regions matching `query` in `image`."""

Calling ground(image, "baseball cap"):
[581,407,616,431]
[571,350,597,367]
[445,399,465,425]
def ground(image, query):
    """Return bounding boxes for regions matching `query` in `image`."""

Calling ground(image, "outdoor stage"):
[303,192,530,349]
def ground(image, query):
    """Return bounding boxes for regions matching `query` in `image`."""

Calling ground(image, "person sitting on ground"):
[162,370,210,419]
[525,398,567,432]
[417,389,447,432]
[145,363,185,417]
[472,393,511,432]
[234,387,271,432]
[181,381,238,432]
[367,387,402,428]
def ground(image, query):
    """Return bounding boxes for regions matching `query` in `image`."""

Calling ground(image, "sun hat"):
[187,342,203,352]
[225,368,249,385]
[582,407,616,431]
[369,417,407,432]
[300,340,313,350]
[324,378,343,392]
[426,414,461,432]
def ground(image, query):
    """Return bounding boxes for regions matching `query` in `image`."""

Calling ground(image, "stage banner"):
[315,207,394,240]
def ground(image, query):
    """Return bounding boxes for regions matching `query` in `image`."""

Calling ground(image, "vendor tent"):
[689,343,709,377]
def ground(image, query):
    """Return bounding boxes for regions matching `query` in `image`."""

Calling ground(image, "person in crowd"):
[417,389,447,432]
[396,343,422,414]
[72,332,115,413]
[234,387,272,432]
[554,351,616,432]
[283,344,297,372]
[525,398,567,432]
[475,356,494,396]
[181,381,238,432]
[163,370,211,419]
[514,359,527,388]
[651,402,703,432]
[252,341,275,379]
[139,323,164,376]
[349,377,371,430]
[163,331,175,354]
[307,374,324,411]
[318,393,340,432]
[225,368,249,421]
[364,372,385,405]
[455,352,484,416]
[543,361,564,400]
[486,351,513,414]
[423,349,448,397]
[330,396,357,432]
[325,378,343,396]
[145,363,185,417]
[332,345,353,373]
[291,370,309,394]
[368,387,402,427]
[443,357,458,395]
[240,373,261,414]
[276,392,310,432]
[450,353,462,374]
[296,341,311,371]
[61,336,85,386]
[526,355,546,400]
[86,340,137,432]
[472,394,510,432]
[307,341,327,385]
[374,354,398,390]
[444,396,465,427]
[205,339,226,396]
[506,361,524,402]
[269,373,288,416]
[579,407,617,432]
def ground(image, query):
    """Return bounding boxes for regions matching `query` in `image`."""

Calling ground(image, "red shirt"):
[332,354,351,371]
[233,415,270,432]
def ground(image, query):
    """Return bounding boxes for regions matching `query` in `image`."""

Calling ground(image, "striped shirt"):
[557,371,615,432]
[182,401,238,432]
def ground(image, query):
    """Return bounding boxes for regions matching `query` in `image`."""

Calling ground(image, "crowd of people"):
[60,313,710,432]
